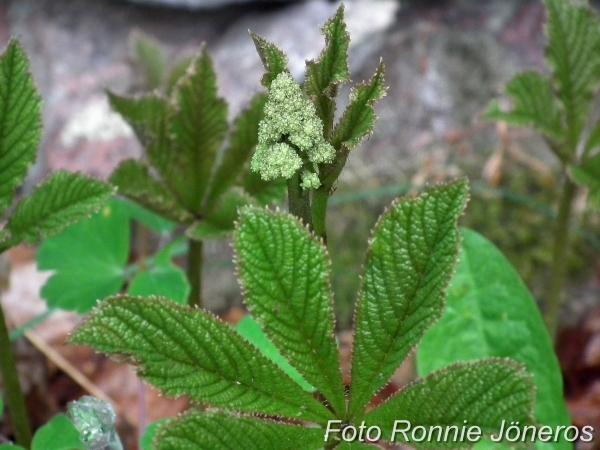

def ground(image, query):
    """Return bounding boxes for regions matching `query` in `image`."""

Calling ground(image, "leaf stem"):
[287,172,312,228]
[545,175,578,340]
[0,300,32,448]
[187,238,203,308]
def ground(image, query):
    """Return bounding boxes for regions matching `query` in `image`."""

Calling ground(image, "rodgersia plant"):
[0,40,113,448]
[249,7,384,241]
[106,45,283,308]
[69,6,538,449]
[485,0,600,339]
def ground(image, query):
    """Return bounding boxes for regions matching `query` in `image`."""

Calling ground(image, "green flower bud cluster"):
[300,170,321,190]
[251,72,335,189]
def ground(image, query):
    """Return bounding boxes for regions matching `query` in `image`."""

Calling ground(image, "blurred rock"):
[213,0,399,116]
[126,0,293,9]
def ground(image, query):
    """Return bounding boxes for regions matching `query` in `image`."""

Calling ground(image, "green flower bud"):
[300,170,321,190]
[251,72,335,181]
[251,142,303,180]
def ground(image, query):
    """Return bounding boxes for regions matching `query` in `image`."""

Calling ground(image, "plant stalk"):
[545,175,578,340]
[311,185,330,243]
[0,301,32,448]
[187,239,203,308]
[287,172,312,228]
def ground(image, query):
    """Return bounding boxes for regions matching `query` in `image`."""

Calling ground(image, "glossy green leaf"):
[5,171,113,247]
[235,207,346,416]
[37,199,129,313]
[484,72,565,142]
[348,179,469,420]
[128,241,189,305]
[167,48,228,213]
[130,30,167,90]
[187,190,250,241]
[544,0,600,146]
[31,414,85,450]
[365,360,535,449]
[237,315,315,392]
[69,296,333,423]
[140,419,168,450]
[118,197,176,235]
[332,61,386,150]
[156,412,325,450]
[206,93,267,210]
[251,32,288,89]
[417,229,571,450]
[0,40,42,217]
[305,4,350,135]
[110,159,193,224]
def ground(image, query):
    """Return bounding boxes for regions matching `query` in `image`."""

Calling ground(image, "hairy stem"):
[187,239,203,308]
[0,301,32,448]
[287,172,312,228]
[545,175,578,340]
[311,186,329,243]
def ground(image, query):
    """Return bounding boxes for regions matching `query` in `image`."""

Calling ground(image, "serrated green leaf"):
[250,32,289,89]
[545,0,600,147]
[31,414,85,450]
[140,419,168,450]
[332,61,386,150]
[235,207,346,416]
[365,360,535,449]
[5,171,113,247]
[206,94,268,210]
[37,199,129,313]
[130,30,167,91]
[107,92,173,174]
[0,40,42,217]
[0,445,25,449]
[484,72,565,142]
[69,296,333,423]
[110,159,193,224]
[237,315,315,392]
[165,56,194,95]
[128,241,189,305]
[348,179,469,420]
[156,412,325,450]
[417,229,572,450]
[187,189,250,241]
[305,4,350,135]
[167,48,228,213]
